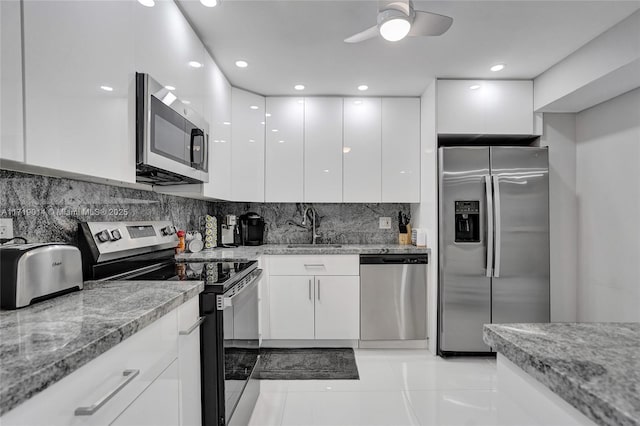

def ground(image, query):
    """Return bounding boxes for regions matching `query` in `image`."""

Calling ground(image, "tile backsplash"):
[1,169,410,245]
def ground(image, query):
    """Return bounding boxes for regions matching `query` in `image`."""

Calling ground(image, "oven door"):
[222,270,262,426]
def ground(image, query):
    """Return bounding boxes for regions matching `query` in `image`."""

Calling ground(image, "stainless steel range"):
[79,221,262,426]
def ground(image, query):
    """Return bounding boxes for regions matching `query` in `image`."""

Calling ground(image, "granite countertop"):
[483,323,640,426]
[176,243,431,262]
[0,280,204,416]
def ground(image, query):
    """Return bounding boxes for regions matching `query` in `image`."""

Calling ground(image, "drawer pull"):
[180,316,206,335]
[304,264,325,268]
[74,369,140,416]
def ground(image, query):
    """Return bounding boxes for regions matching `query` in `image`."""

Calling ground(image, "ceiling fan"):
[344,0,453,43]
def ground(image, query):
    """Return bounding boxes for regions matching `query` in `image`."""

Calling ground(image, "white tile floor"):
[247,349,504,426]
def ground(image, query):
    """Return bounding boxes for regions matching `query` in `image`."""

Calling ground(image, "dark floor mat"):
[256,348,359,380]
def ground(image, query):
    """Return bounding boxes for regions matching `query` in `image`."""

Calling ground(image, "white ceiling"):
[177,0,640,96]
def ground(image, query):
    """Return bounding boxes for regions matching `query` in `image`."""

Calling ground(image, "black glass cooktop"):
[121,260,257,288]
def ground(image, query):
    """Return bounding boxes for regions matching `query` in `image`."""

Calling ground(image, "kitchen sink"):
[286,244,343,248]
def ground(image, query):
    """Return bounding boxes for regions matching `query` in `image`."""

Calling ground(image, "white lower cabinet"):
[177,298,203,426]
[269,274,360,340]
[111,360,180,426]
[0,298,201,426]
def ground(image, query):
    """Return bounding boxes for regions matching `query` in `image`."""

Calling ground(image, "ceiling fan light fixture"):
[378,9,411,42]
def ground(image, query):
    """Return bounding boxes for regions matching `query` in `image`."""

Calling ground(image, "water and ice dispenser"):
[454,201,480,242]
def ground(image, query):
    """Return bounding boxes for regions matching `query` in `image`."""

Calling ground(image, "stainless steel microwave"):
[135,73,209,185]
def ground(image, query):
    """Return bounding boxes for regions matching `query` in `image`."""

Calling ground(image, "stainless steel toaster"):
[0,243,83,309]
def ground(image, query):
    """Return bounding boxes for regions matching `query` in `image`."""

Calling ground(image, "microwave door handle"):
[190,128,204,166]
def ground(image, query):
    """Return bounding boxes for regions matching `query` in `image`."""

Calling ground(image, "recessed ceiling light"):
[100,85,113,92]
[357,85,368,91]
[260,121,265,125]
[249,139,255,143]
[469,85,481,90]
[220,140,226,143]
[490,64,505,72]
[323,169,330,173]
[223,121,231,125]
[354,100,363,105]
[164,85,176,91]
[188,61,203,68]
[278,140,285,144]
[294,84,305,91]
[137,0,155,7]
[343,147,351,153]
[181,100,191,105]
[235,60,248,68]
[272,129,279,132]
[250,105,259,110]
[265,113,271,117]
[200,0,218,7]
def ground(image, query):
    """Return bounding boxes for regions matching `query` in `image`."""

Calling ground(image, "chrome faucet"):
[302,206,320,245]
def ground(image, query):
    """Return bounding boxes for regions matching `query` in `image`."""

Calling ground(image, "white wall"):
[411,79,438,355]
[575,88,640,322]
[538,114,578,322]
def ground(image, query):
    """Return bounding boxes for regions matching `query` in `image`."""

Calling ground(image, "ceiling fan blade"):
[344,25,379,43]
[409,11,453,37]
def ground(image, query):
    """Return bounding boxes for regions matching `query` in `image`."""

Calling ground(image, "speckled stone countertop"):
[483,323,640,426]
[0,280,204,416]
[176,244,430,262]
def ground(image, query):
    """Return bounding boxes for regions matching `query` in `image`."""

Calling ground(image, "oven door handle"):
[219,269,263,308]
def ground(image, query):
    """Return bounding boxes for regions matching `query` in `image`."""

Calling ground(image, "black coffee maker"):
[239,212,265,246]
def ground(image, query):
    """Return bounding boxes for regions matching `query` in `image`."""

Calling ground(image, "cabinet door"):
[314,276,360,340]
[110,360,180,426]
[437,80,534,135]
[231,88,265,202]
[178,299,202,426]
[343,98,382,202]
[203,53,232,201]
[265,97,304,201]
[134,0,205,115]
[1,0,24,162]
[269,276,315,339]
[22,1,135,182]
[381,98,420,202]
[304,97,343,202]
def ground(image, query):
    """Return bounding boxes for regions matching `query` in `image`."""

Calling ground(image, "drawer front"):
[177,296,200,332]
[1,310,178,426]
[268,255,359,276]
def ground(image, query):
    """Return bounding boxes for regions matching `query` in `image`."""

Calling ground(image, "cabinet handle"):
[317,279,321,301]
[304,264,325,268]
[74,369,140,416]
[179,316,206,335]
[309,279,312,300]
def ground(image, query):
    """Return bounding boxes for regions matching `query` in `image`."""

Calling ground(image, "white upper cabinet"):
[381,98,420,202]
[231,88,265,202]
[343,98,382,202]
[22,0,135,183]
[265,97,304,202]
[304,97,343,202]
[134,0,205,116]
[437,80,534,135]
[1,0,24,163]
[203,54,232,201]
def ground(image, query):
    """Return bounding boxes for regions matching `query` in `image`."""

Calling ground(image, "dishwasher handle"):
[359,254,428,265]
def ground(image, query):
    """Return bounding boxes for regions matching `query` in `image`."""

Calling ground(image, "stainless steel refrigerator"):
[438,146,550,355]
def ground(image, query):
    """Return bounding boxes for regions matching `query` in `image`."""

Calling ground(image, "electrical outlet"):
[0,218,14,240]
[379,217,392,229]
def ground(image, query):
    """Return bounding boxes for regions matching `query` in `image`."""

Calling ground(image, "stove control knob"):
[161,225,176,236]
[110,229,122,241]
[96,229,110,243]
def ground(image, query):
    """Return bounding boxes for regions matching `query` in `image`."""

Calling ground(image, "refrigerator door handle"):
[485,175,494,278]
[493,175,502,277]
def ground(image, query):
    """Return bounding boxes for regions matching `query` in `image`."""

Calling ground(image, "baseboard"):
[261,339,359,348]
[358,340,428,349]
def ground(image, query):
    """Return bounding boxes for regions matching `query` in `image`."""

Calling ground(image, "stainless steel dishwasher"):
[360,254,428,342]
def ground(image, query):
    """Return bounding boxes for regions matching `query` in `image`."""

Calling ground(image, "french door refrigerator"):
[438,146,550,355]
